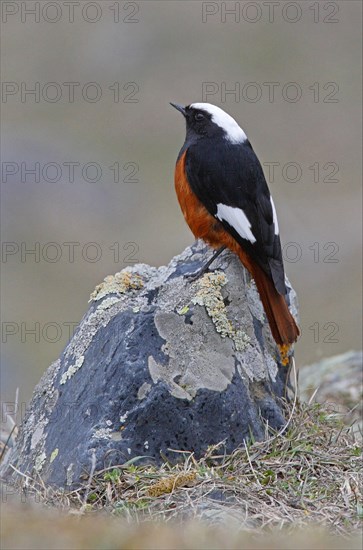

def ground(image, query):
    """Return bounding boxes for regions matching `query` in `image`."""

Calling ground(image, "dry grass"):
[2,400,361,544]
[1,358,362,550]
[68,402,363,533]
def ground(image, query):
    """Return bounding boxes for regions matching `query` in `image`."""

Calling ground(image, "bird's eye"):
[195,113,204,122]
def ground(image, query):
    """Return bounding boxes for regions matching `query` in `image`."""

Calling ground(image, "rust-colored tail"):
[248,262,300,347]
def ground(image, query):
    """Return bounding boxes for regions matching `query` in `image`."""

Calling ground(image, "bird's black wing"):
[185,139,286,295]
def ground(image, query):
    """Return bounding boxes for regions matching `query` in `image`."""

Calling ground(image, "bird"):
[170,101,300,365]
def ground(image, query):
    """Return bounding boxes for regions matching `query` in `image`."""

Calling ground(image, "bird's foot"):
[184,266,213,282]
[184,245,227,283]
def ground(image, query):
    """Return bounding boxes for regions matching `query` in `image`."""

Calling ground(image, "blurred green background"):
[1,1,362,404]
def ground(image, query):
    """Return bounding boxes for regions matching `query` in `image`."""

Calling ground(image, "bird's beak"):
[170,102,187,117]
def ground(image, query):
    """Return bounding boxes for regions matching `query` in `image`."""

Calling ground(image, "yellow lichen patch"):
[278,344,291,366]
[89,271,143,302]
[177,305,190,315]
[50,448,59,464]
[146,472,196,498]
[191,272,250,351]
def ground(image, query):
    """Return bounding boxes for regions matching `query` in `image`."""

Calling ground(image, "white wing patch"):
[216,203,256,244]
[190,102,247,144]
[270,196,279,235]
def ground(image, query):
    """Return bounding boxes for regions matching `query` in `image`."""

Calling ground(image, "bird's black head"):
[170,102,248,145]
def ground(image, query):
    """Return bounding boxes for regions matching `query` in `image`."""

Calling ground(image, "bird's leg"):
[185,246,227,282]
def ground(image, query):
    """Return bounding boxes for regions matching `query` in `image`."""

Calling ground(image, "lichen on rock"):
[191,271,250,351]
[60,355,84,385]
[89,271,144,302]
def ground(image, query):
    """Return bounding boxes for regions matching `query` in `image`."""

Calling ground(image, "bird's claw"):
[184,267,211,282]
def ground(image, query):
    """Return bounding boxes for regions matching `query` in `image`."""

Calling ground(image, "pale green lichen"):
[110,431,122,442]
[30,422,47,450]
[34,452,47,472]
[120,411,129,424]
[92,427,112,440]
[191,272,250,352]
[66,463,74,486]
[98,296,121,310]
[89,271,143,302]
[137,382,152,400]
[234,330,251,351]
[60,356,84,385]
[50,448,59,463]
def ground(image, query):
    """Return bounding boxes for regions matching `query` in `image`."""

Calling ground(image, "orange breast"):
[175,150,221,247]
[174,149,254,271]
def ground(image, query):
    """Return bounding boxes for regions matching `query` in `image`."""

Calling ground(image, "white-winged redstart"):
[171,102,300,364]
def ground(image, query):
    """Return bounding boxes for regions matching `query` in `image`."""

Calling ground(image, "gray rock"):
[0,241,299,488]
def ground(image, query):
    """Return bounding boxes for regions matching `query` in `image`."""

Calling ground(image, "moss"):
[191,272,250,351]
[147,472,197,497]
